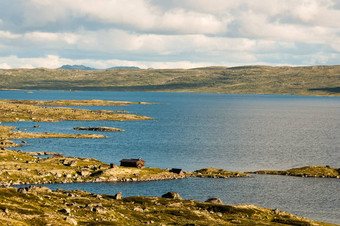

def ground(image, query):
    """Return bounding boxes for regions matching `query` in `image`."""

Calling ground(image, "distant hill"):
[107,66,140,70]
[58,65,97,70]
[58,65,140,70]
[1,65,339,96]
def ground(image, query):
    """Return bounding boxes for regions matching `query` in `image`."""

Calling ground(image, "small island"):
[247,166,340,178]
[188,167,248,178]
[73,127,125,132]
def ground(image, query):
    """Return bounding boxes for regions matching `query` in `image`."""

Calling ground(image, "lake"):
[1,90,340,224]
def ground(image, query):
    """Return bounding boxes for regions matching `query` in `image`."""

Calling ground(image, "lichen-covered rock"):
[205,198,223,204]
[161,191,181,199]
[114,192,122,200]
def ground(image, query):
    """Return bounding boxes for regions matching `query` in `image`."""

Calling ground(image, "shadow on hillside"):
[308,87,340,94]
[10,81,211,91]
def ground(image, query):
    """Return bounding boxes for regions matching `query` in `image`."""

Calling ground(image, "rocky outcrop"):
[161,191,181,199]
[205,198,223,204]
[190,168,249,178]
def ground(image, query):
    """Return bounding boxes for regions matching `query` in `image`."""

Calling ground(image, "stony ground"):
[0,186,333,225]
[0,149,185,186]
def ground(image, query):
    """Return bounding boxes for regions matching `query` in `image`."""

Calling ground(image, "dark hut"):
[170,168,184,176]
[120,158,145,168]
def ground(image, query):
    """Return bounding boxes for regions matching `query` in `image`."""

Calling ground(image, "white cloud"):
[22,0,229,35]
[0,63,11,69]
[0,55,63,69]
[0,54,222,69]
[0,0,339,68]
[24,31,79,44]
[0,30,21,39]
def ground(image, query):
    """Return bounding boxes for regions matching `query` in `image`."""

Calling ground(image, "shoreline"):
[0,148,248,187]
[1,88,340,97]
[0,186,331,225]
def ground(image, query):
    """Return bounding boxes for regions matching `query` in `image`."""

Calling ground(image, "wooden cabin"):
[120,158,145,168]
[170,168,184,176]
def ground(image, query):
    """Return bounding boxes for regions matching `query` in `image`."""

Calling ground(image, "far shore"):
[0,65,339,96]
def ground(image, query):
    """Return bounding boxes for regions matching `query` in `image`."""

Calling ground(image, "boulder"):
[69,161,77,167]
[79,169,90,177]
[133,206,144,212]
[17,187,27,193]
[59,208,71,215]
[205,198,223,204]
[161,191,181,199]
[113,192,122,200]
[0,207,9,215]
[65,217,77,225]
[272,208,280,214]
[93,206,107,214]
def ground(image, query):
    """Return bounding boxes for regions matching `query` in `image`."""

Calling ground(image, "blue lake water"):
[1,90,340,224]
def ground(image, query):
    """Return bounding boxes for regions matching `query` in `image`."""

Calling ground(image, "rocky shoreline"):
[0,186,327,225]
[0,148,188,187]
[0,148,252,187]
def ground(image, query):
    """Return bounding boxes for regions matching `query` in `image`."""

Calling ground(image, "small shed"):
[170,168,184,176]
[120,158,145,168]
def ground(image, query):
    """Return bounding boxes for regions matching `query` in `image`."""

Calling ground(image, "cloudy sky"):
[0,0,339,69]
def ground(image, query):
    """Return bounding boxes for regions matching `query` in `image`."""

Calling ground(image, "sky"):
[0,0,339,69]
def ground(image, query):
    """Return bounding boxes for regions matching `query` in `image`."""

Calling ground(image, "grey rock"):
[59,208,71,215]
[205,198,223,204]
[161,191,181,199]
[65,217,77,225]
[113,192,122,200]
[93,206,107,214]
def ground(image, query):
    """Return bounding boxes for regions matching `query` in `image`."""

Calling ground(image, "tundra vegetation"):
[0,65,339,96]
[1,186,333,225]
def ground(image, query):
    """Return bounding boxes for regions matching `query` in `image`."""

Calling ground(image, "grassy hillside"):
[0,65,339,96]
